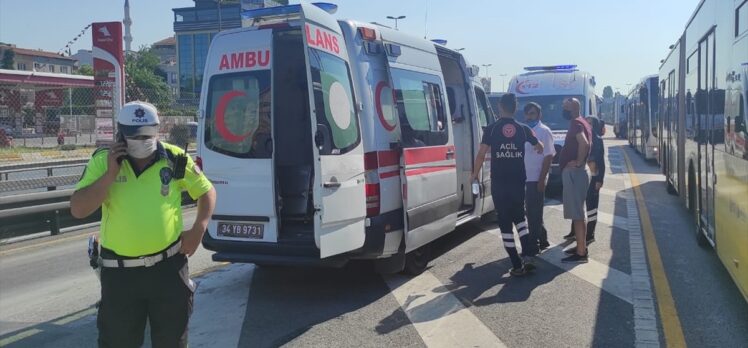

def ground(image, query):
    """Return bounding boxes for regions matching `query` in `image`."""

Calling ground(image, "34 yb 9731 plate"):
[217,222,264,239]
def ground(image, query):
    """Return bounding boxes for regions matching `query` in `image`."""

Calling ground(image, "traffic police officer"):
[71,101,216,348]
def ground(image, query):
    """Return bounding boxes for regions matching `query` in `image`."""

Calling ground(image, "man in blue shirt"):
[471,93,544,276]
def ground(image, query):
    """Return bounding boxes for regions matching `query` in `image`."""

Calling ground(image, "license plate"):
[217,222,264,239]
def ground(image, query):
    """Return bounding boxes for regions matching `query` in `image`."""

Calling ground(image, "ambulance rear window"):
[204,71,272,158]
[308,48,361,155]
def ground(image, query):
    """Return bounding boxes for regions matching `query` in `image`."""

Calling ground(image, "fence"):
[0,84,198,195]
[0,85,198,164]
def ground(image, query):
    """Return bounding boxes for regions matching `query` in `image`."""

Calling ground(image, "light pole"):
[481,64,492,78]
[386,15,406,30]
[499,73,507,92]
[216,0,223,31]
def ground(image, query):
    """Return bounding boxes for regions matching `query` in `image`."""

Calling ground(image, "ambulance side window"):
[474,87,492,127]
[204,71,272,159]
[308,48,361,155]
[391,68,448,147]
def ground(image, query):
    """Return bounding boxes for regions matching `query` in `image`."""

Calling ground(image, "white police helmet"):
[117,101,160,137]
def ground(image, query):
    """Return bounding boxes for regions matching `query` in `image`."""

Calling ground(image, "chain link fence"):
[0,84,198,195]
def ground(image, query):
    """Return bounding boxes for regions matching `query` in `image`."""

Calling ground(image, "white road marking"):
[537,245,632,304]
[189,264,255,348]
[546,202,629,230]
[485,229,633,305]
[385,271,507,348]
[598,187,620,198]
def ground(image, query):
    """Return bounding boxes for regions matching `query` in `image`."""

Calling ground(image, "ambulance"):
[507,65,598,187]
[196,3,497,274]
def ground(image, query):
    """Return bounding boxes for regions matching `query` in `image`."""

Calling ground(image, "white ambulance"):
[196,3,497,274]
[507,65,598,187]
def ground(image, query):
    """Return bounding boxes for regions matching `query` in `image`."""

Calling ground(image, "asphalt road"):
[1,136,746,348]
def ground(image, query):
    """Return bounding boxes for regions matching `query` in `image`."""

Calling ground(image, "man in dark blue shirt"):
[471,93,544,276]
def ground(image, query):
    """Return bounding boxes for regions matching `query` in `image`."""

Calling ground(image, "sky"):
[0,0,700,93]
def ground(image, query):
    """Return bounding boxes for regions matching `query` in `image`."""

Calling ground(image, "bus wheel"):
[403,245,431,276]
[666,181,677,195]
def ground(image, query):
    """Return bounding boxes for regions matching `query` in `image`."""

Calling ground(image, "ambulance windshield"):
[515,95,585,130]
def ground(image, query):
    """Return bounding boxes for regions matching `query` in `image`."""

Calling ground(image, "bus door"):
[697,31,716,241]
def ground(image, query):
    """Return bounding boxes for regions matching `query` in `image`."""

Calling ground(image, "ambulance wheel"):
[403,245,431,276]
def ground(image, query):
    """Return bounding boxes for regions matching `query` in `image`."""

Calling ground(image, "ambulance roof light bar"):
[242,3,337,22]
[524,65,578,71]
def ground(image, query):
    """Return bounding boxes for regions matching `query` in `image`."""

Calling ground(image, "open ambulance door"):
[298,4,366,258]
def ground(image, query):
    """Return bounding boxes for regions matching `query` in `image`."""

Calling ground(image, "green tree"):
[603,86,614,99]
[76,64,94,76]
[1,49,15,69]
[125,47,173,110]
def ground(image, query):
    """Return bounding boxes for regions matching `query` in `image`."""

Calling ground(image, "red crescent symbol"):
[215,90,252,143]
[375,81,397,132]
[516,81,529,95]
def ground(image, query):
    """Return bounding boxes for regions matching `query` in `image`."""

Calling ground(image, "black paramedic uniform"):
[482,117,540,270]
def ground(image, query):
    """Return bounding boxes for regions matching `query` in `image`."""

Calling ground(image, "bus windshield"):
[515,95,586,130]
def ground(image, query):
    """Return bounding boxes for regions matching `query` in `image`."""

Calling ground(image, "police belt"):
[100,241,182,268]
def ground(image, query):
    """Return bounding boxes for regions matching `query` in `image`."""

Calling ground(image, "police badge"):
[159,167,173,196]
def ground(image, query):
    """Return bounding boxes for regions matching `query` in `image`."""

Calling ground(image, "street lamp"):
[481,64,492,77]
[215,0,223,31]
[386,15,406,30]
[499,73,507,92]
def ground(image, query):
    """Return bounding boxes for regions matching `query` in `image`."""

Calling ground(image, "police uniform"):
[77,141,212,347]
[482,117,540,271]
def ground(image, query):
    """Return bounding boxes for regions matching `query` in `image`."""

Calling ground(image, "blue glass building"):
[173,0,287,100]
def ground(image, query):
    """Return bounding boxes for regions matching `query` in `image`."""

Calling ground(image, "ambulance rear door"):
[199,29,277,243]
[298,4,367,258]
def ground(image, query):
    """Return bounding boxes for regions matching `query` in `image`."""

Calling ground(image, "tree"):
[602,86,614,99]
[1,49,15,70]
[76,64,94,76]
[125,47,173,110]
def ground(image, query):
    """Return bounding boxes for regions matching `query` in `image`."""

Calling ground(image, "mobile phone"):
[115,132,127,164]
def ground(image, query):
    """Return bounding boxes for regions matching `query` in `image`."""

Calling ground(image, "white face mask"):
[126,138,157,159]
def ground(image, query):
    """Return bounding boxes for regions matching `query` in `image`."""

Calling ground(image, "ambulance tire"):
[403,245,431,276]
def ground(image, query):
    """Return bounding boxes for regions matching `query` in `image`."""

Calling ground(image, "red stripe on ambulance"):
[403,145,455,165]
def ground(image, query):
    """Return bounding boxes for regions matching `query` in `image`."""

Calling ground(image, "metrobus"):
[612,92,628,139]
[507,65,598,186]
[626,75,659,160]
[658,0,748,301]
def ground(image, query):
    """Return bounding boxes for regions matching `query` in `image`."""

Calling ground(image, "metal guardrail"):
[0,189,75,236]
[0,150,196,193]
[0,158,89,172]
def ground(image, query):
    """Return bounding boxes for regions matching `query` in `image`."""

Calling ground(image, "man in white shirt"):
[523,102,556,252]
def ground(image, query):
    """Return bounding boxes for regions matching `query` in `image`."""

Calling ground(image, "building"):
[172,0,287,100]
[71,49,93,67]
[152,37,178,96]
[0,44,78,75]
